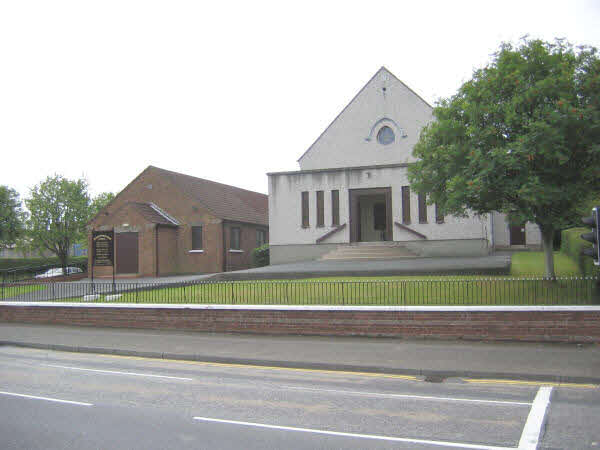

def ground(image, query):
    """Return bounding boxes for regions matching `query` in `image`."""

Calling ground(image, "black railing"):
[1,277,599,306]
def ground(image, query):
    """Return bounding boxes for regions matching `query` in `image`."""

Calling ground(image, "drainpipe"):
[222,221,227,272]
[155,225,159,277]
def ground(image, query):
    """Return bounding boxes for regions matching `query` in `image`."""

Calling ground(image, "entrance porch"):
[349,188,392,243]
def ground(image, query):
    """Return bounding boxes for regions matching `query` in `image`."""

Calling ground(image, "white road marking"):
[518,386,552,450]
[193,416,513,449]
[42,364,193,381]
[0,390,93,406]
[284,385,532,406]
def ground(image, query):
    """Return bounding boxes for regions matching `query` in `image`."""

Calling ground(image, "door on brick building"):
[116,232,139,274]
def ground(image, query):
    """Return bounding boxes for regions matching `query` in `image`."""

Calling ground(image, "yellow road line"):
[97,353,419,381]
[463,378,598,389]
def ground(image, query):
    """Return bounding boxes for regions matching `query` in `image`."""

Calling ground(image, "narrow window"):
[230,227,241,250]
[331,190,340,226]
[301,191,309,228]
[191,226,203,250]
[316,191,324,227]
[418,193,427,224]
[256,229,267,247]
[402,186,411,224]
[435,203,445,224]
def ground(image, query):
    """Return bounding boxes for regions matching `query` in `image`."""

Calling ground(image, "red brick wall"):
[1,305,598,343]
[223,222,269,271]
[157,227,178,275]
[88,167,266,276]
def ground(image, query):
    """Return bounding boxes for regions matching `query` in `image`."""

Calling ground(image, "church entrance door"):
[349,188,392,242]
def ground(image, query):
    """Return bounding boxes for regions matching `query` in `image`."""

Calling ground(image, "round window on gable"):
[377,126,395,145]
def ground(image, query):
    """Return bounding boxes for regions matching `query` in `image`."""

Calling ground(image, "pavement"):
[1,323,598,385]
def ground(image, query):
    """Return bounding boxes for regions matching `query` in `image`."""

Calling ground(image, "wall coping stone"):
[2,302,600,312]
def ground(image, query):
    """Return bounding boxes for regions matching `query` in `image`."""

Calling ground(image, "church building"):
[267,67,541,264]
[88,166,268,277]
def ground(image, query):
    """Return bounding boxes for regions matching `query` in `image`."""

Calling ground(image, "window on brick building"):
[257,229,267,247]
[191,226,203,250]
[230,227,241,250]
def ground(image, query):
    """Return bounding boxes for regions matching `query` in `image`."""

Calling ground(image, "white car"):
[35,267,83,279]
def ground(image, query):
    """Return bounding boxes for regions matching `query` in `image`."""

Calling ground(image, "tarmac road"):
[0,346,598,449]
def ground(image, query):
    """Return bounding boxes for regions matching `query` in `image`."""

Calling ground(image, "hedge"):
[0,256,88,271]
[560,228,599,276]
[252,244,269,267]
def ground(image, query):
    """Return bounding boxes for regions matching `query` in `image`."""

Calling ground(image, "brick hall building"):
[88,166,268,278]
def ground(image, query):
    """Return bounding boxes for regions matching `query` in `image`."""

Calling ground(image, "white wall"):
[492,212,542,247]
[268,166,489,246]
[298,67,433,170]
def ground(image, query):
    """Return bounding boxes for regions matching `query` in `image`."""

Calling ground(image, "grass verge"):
[0,284,45,299]
[510,251,580,276]
[65,275,598,306]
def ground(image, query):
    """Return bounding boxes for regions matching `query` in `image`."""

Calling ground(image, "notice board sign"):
[92,231,114,266]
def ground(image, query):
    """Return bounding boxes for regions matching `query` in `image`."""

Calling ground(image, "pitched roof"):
[129,202,180,226]
[149,166,268,226]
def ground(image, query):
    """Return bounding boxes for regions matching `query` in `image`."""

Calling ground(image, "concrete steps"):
[320,243,417,260]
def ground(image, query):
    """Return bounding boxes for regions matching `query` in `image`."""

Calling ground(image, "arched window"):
[377,126,395,145]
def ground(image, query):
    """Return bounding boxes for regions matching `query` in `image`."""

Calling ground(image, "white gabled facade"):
[268,67,541,264]
[298,68,432,170]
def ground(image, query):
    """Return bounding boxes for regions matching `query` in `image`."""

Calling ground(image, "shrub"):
[0,256,88,271]
[252,244,269,267]
[560,228,599,276]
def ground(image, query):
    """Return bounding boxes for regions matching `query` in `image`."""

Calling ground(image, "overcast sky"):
[1,1,600,202]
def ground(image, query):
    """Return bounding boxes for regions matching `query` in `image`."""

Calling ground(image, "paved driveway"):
[211,254,512,280]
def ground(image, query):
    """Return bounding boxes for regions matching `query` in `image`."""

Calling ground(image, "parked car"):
[35,267,83,279]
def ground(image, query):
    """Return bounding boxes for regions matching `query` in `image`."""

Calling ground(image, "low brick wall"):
[1,303,599,343]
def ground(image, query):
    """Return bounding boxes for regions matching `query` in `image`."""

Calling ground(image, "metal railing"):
[1,276,599,306]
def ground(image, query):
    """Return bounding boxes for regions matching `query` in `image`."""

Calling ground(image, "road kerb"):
[1,340,598,387]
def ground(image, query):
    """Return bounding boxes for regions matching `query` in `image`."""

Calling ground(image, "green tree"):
[89,191,115,219]
[409,38,600,278]
[0,186,25,249]
[25,175,90,271]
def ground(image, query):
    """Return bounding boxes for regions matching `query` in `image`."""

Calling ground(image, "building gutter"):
[267,163,411,177]
[222,221,227,273]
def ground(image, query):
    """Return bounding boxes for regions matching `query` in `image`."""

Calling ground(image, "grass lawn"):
[510,251,580,276]
[0,284,45,299]
[69,275,597,306]
[59,251,595,306]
